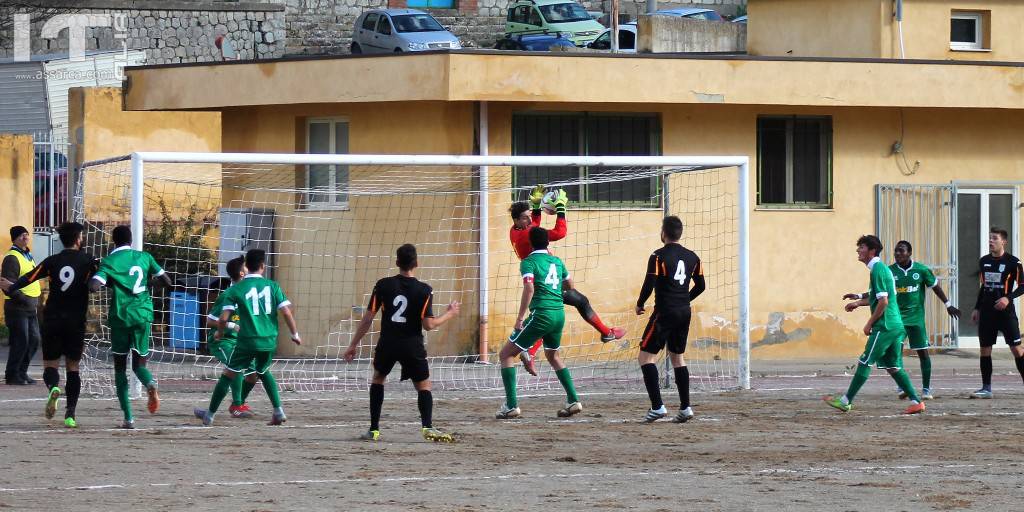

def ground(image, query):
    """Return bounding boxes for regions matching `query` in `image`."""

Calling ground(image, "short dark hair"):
[857,235,883,255]
[57,222,84,248]
[396,243,418,271]
[895,240,913,254]
[662,216,683,242]
[509,201,530,220]
[244,249,266,272]
[226,256,245,280]
[9,226,27,240]
[529,226,549,250]
[112,225,132,246]
[991,227,1009,241]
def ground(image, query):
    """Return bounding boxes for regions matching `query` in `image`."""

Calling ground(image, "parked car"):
[506,0,606,47]
[494,31,577,51]
[351,9,461,54]
[732,15,748,23]
[587,22,637,53]
[33,150,68,227]
[654,8,725,21]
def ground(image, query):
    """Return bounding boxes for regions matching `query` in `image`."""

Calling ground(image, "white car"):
[588,22,637,53]
[351,9,462,54]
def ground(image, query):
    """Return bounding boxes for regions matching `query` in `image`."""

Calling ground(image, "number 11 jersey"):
[647,243,702,310]
[367,275,435,343]
[93,246,165,328]
[221,275,291,351]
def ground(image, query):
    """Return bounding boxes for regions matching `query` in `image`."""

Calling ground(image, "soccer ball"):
[540,190,558,214]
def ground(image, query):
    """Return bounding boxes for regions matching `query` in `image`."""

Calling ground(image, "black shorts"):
[41,312,87,361]
[978,309,1022,347]
[372,338,430,382]
[640,307,691,355]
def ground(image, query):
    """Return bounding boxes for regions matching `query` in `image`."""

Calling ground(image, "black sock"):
[369,383,384,431]
[674,366,690,410]
[981,356,993,389]
[640,363,663,410]
[417,389,433,428]
[1015,356,1024,384]
[43,367,59,390]
[65,371,81,418]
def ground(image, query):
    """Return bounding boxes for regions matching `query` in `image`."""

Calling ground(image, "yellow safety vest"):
[6,249,41,298]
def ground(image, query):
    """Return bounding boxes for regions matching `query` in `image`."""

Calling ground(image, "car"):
[494,31,577,51]
[732,15,747,23]
[587,22,638,53]
[654,7,725,21]
[351,9,461,54]
[506,0,606,47]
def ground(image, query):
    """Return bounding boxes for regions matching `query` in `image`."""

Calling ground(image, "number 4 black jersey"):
[19,249,97,316]
[367,275,435,343]
[636,243,705,311]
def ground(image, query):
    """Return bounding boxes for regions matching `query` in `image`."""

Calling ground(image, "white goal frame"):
[128,151,751,389]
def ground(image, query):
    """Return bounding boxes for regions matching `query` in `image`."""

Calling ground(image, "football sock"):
[674,366,690,410]
[981,355,993,389]
[844,363,872,403]
[230,373,244,407]
[641,363,663,410]
[208,375,232,414]
[259,372,282,408]
[369,383,384,431]
[918,350,932,390]
[114,370,132,421]
[43,367,59,390]
[417,389,433,428]
[131,352,155,388]
[65,371,80,419]
[500,367,518,409]
[554,367,579,403]
[891,369,919,403]
[241,377,257,402]
[1015,356,1024,384]
[527,340,542,359]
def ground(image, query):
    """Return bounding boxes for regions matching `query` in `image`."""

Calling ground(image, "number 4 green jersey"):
[92,246,165,328]
[220,275,291,351]
[520,250,569,311]
[889,261,937,326]
[867,257,904,332]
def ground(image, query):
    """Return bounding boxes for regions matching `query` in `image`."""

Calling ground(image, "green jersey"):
[92,246,164,328]
[206,290,241,349]
[520,250,569,311]
[220,275,291,351]
[867,257,904,332]
[890,261,937,326]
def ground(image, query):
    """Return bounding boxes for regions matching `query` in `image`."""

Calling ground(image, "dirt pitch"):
[1,352,1022,512]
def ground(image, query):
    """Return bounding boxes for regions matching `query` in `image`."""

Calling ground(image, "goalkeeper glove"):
[528,184,546,210]
[553,188,568,214]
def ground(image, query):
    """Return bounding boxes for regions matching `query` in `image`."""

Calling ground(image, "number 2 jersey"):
[975,253,1024,313]
[92,247,165,328]
[637,243,704,311]
[19,249,96,318]
[367,275,435,343]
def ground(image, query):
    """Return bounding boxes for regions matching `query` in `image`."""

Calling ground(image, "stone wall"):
[637,14,746,53]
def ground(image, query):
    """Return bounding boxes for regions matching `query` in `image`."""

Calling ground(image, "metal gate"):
[875,184,958,347]
[32,129,70,230]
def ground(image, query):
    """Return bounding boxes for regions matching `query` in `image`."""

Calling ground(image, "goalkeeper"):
[508,185,626,376]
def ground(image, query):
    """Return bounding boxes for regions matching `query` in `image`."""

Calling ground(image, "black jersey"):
[18,249,96,317]
[367,275,435,343]
[975,253,1024,312]
[637,243,704,310]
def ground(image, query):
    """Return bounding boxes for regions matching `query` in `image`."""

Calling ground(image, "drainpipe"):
[611,0,620,52]
[895,0,905,59]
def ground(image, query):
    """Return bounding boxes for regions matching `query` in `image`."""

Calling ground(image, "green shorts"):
[110,323,151,357]
[225,346,274,375]
[858,328,905,369]
[903,322,929,350]
[509,309,565,351]
[210,341,256,375]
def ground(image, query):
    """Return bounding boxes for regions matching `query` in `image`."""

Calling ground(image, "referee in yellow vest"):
[3,226,41,385]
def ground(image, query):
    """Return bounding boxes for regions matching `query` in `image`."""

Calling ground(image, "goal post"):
[77,151,750,396]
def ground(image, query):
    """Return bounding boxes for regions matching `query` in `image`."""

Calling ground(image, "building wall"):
[0,135,36,325]
[882,0,1024,61]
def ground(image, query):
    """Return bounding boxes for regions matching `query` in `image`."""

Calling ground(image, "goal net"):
[73,153,749,397]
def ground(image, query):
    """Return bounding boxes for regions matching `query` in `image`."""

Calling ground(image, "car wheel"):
[351,42,362,54]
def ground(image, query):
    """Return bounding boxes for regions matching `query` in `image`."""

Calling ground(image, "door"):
[955,188,1019,347]
[375,15,397,52]
[358,13,380,52]
[219,209,276,278]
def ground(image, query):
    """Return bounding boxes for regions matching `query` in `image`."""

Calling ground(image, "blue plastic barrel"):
[169,291,200,349]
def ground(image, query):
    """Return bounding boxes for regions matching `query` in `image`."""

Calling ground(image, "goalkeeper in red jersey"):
[509,185,626,376]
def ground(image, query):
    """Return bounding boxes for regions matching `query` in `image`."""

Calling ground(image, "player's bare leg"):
[546,349,582,417]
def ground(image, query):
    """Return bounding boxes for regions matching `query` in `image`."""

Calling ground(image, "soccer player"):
[634,216,704,423]
[205,256,259,418]
[825,235,925,415]
[968,228,1024,399]
[342,244,461,442]
[509,185,625,376]
[193,249,300,426]
[0,222,96,427]
[89,225,172,429]
[843,240,960,400]
[496,226,582,419]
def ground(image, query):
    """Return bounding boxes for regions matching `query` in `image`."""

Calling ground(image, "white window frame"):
[304,117,349,210]
[950,12,984,51]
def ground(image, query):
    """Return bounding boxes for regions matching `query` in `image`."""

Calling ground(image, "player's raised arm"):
[424,300,460,331]
[547,189,568,242]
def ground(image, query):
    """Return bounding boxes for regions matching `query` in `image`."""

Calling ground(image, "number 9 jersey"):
[367,275,435,343]
[23,248,97,318]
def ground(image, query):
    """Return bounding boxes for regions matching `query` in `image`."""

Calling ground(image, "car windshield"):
[391,14,445,33]
[539,3,592,23]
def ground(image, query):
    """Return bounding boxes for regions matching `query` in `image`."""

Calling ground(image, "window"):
[362,13,379,31]
[509,6,530,23]
[950,11,988,51]
[305,118,349,207]
[407,0,456,8]
[376,16,392,35]
[528,8,543,27]
[619,29,635,50]
[757,116,832,208]
[512,113,661,207]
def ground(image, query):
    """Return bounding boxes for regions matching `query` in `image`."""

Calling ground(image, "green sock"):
[230,373,244,407]
[133,366,155,388]
[241,378,257,402]
[114,371,132,421]
[891,369,920,402]
[845,363,871,402]
[554,367,579,403]
[501,366,518,409]
[259,372,282,408]
[920,355,932,390]
[209,375,232,414]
